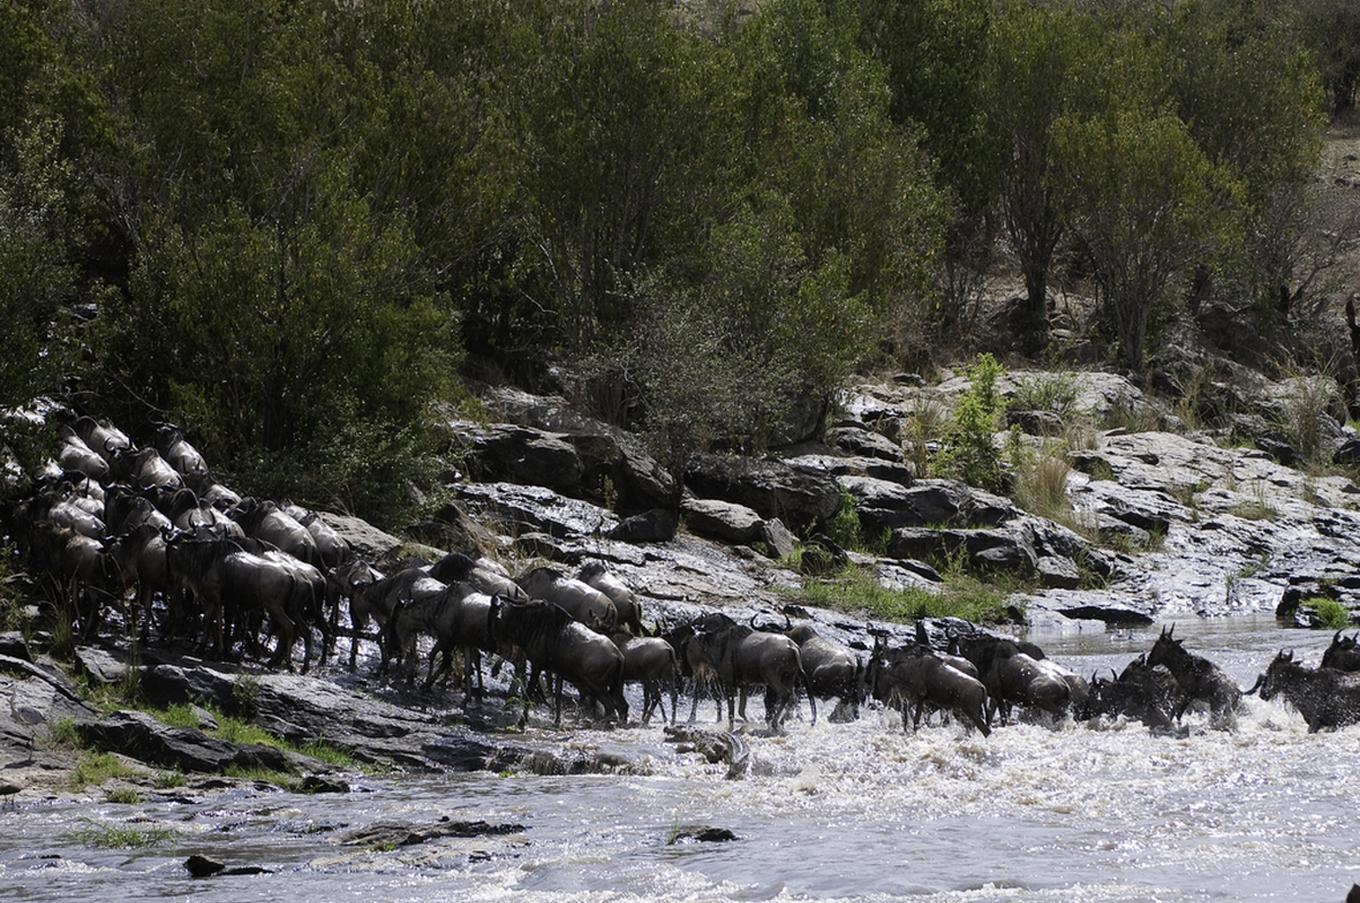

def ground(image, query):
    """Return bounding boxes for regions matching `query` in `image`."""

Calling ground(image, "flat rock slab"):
[344,820,525,848]
[79,710,295,774]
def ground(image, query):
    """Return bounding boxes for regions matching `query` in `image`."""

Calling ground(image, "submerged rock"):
[668,826,739,844]
[184,854,225,878]
[344,819,525,848]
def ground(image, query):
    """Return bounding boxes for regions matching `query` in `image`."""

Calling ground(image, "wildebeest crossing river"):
[3,615,1357,902]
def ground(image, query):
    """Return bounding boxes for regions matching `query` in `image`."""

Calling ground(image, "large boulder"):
[450,421,583,493]
[822,425,904,462]
[681,498,764,545]
[317,512,404,560]
[78,710,293,774]
[684,454,842,532]
[887,527,1038,576]
[782,453,915,486]
[872,479,1017,530]
[456,482,618,540]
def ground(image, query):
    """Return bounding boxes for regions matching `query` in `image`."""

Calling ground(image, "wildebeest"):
[1081,655,1179,731]
[492,598,628,726]
[107,445,183,491]
[56,433,110,482]
[167,488,242,538]
[105,523,171,641]
[785,619,861,718]
[230,498,323,568]
[517,566,617,634]
[1249,650,1360,731]
[683,614,812,730]
[868,637,990,736]
[1321,631,1360,673]
[612,632,680,724]
[578,561,644,635]
[103,486,170,536]
[1146,624,1243,722]
[348,567,446,675]
[428,551,526,602]
[951,634,1069,723]
[154,425,208,477]
[29,521,110,636]
[73,415,131,463]
[384,581,485,689]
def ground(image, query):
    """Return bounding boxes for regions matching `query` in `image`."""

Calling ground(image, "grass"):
[223,764,302,791]
[152,770,187,789]
[1008,437,1099,541]
[776,564,1016,625]
[1087,459,1116,482]
[1228,483,1278,521]
[69,819,176,849]
[104,787,144,804]
[71,753,137,789]
[1302,596,1352,630]
[823,492,889,555]
[48,716,82,748]
[1008,371,1079,422]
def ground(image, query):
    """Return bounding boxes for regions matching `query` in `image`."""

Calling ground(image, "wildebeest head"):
[1146,624,1188,671]
[1255,649,1305,701]
[1321,631,1360,672]
[492,597,573,653]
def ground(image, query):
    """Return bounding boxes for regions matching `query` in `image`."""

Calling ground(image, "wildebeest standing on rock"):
[1146,625,1243,723]
[1321,631,1360,673]
[428,551,526,602]
[868,637,991,736]
[578,561,644,635]
[492,598,628,726]
[683,614,812,730]
[347,566,445,674]
[105,523,171,641]
[1247,650,1360,732]
[517,566,617,634]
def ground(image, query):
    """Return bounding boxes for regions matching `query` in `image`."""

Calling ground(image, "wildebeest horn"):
[749,614,760,629]
[784,613,792,631]
[1335,630,1344,644]
[1244,674,1264,695]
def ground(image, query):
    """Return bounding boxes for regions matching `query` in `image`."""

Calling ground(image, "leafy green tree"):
[1055,110,1242,369]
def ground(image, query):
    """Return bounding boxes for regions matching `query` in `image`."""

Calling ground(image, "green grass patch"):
[69,819,176,849]
[223,764,302,791]
[776,565,1015,625]
[1302,596,1352,630]
[1008,371,1079,421]
[1228,500,1277,521]
[71,753,136,789]
[104,787,144,804]
[48,717,82,749]
[151,770,187,789]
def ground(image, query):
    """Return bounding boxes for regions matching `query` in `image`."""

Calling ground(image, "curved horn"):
[749,613,760,629]
[1335,630,1344,645]
[784,613,793,631]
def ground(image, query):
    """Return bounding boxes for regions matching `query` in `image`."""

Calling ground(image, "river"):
[4,615,1357,902]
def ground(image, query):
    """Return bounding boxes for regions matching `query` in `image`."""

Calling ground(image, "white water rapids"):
[3,615,1357,902]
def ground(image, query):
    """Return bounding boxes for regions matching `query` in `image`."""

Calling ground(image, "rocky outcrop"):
[684,454,842,532]
[822,424,904,462]
[78,710,297,774]
[679,498,794,557]
[451,421,584,493]
[456,482,618,539]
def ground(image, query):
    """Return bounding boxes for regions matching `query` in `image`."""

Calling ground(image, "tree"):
[1055,110,1241,369]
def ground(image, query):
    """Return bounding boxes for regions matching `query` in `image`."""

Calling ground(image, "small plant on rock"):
[936,353,1007,492]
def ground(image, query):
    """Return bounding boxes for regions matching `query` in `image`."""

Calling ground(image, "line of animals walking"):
[6,414,1360,736]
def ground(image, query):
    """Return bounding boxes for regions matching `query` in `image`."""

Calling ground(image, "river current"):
[4,615,1357,902]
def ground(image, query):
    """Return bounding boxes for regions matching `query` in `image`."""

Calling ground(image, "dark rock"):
[456,482,618,539]
[73,646,126,686]
[668,826,739,844]
[887,527,1037,576]
[1255,435,1298,466]
[0,633,31,662]
[185,855,225,878]
[882,480,1017,529]
[823,426,904,462]
[299,774,349,794]
[1335,437,1360,467]
[891,372,925,387]
[452,421,584,492]
[759,518,797,559]
[409,501,499,557]
[316,512,404,560]
[608,508,678,543]
[1036,556,1082,590]
[344,820,525,848]
[139,663,237,711]
[1006,409,1065,435]
[799,537,848,576]
[79,710,293,774]
[783,453,915,486]
[684,454,842,532]
[681,498,764,545]
[188,704,219,732]
[219,866,274,876]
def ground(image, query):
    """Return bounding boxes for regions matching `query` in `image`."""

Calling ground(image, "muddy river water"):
[3,615,1357,902]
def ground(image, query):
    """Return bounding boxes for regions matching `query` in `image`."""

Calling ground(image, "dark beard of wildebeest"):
[1080,654,1180,731]
[427,551,527,604]
[515,566,618,634]
[577,561,644,636]
[611,631,680,725]
[949,634,1069,724]
[867,636,991,736]
[228,498,325,570]
[491,598,628,727]
[163,533,311,671]
[783,618,862,719]
[683,615,813,730]
[1146,625,1243,722]
[347,567,446,674]
[1321,631,1360,672]
[1247,650,1360,731]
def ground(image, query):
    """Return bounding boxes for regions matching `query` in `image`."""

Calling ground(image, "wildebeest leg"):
[349,608,367,672]
[670,675,679,726]
[763,687,777,729]
[422,639,448,691]
[687,680,701,724]
[737,688,749,722]
[726,684,736,729]
[912,698,926,731]
[554,673,564,727]
[966,704,991,738]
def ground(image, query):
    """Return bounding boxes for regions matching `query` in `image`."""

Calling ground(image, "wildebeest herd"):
[6,414,1360,736]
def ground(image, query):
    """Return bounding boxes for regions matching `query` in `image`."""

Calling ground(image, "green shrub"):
[69,820,176,849]
[1301,596,1351,630]
[777,565,1015,625]
[104,787,144,804]
[936,354,1007,491]
[1009,372,1079,421]
[71,753,136,789]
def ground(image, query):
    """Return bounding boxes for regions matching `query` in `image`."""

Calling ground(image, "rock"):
[139,663,237,711]
[608,508,678,543]
[0,656,96,767]
[0,633,31,662]
[79,710,293,774]
[799,537,848,576]
[220,866,274,876]
[316,512,403,560]
[456,482,618,539]
[299,774,349,794]
[822,425,904,462]
[1334,437,1360,467]
[451,421,584,492]
[408,500,499,557]
[872,479,1017,529]
[681,498,764,545]
[1036,556,1082,590]
[73,646,126,686]
[783,453,915,486]
[185,855,225,878]
[344,820,525,848]
[759,518,796,559]
[1006,409,1064,435]
[479,386,677,510]
[668,826,739,844]
[188,704,219,732]
[684,454,842,532]
[887,527,1037,576]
